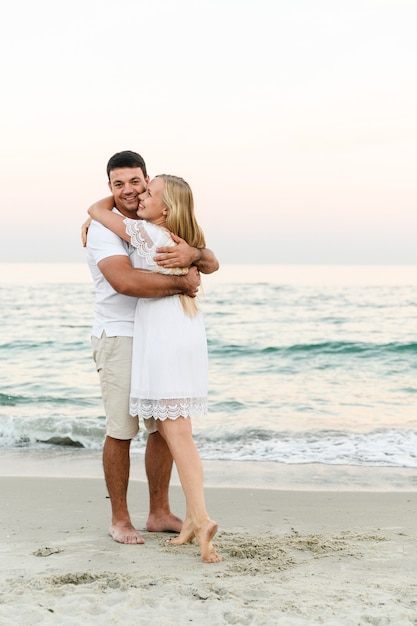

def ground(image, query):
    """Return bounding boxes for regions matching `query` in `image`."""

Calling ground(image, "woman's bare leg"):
[157,417,221,563]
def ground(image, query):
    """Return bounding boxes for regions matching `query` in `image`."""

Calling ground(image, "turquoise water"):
[1,264,416,477]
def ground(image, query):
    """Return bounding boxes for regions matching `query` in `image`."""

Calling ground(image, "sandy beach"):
[1,454,416,625]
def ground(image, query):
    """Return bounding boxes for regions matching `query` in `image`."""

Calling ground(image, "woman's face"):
[137,177,167,225]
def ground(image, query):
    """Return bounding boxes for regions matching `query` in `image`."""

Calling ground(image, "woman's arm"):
[87,197,129,242]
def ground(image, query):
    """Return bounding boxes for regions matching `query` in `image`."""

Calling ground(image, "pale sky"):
[1,0,416,265]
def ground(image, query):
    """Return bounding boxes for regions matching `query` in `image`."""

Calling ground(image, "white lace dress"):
[124,218,208,420]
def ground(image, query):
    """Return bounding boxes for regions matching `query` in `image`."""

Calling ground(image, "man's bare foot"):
[109,522,145,545]
[146,512,183,533]
[195,519,222,563]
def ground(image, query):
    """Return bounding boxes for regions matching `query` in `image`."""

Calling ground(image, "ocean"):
[1,263,416,489]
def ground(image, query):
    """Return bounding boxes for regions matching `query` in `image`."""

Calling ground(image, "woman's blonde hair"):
[156,174,205,316]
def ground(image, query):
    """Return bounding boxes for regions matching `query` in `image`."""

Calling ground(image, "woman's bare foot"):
[195,519,222,563]
[146,512,182,533]
[168,518,222,562]
[168,518,195,545]
[109,521,145,545]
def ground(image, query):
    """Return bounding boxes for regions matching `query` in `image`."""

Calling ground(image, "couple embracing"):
[85,150,221,563]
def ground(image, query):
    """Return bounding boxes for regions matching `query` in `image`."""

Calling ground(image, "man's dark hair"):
[106,150,148,180]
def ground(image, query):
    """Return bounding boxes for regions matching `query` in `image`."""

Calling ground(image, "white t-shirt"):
[86,209,138,338]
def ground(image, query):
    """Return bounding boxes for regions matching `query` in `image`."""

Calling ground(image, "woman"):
[88,175,221,563]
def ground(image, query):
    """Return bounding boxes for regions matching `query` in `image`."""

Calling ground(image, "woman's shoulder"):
[123,219,173,254]
[142,220,172,242]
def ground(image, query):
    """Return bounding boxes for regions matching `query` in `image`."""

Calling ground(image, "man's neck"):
[114,205,139,219]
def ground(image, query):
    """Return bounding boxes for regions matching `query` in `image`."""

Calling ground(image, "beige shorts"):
[92,334,158,439]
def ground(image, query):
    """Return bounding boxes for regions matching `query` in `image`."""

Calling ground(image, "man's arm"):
[155,234,219,274]
[190,247,219,274]
[99,256,200,298]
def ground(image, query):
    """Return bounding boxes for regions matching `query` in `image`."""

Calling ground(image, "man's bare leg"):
[145,431,183,532]
[103,435,145,544]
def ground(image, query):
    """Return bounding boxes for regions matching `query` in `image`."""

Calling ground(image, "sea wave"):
[1,414,416,468]
[208,340,417,358]
[0,414,107,450]
[193,427,417,468]
[0,393,95,407]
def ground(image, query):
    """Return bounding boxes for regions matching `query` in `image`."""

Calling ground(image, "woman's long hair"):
[157,174,205,316]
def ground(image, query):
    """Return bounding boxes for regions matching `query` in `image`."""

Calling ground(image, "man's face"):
[108,167,149,217]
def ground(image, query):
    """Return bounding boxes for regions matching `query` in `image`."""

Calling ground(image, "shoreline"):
[1,448,416,491]
[1,474,416,624]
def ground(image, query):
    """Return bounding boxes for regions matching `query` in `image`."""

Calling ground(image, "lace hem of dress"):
[130,397,208,420]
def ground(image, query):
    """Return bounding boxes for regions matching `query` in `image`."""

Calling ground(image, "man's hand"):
[81,217,92,247]
[155,233,219,275]
[155,234,198,269]
[180,266,200,297]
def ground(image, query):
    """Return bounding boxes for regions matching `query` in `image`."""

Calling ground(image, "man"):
[85,150,219,544]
